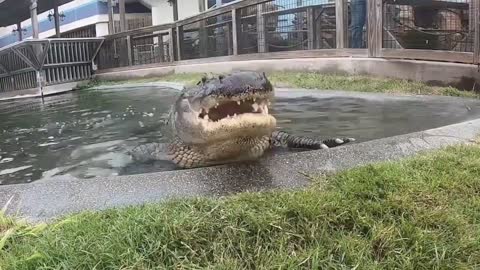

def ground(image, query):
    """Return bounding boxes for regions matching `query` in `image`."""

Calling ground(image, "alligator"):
[129,71,355,168]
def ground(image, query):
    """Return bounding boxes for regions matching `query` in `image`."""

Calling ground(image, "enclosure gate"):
[0,38,104,96]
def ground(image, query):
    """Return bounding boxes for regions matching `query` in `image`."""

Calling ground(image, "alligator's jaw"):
[175,91,276,143]
[173,91,276,167]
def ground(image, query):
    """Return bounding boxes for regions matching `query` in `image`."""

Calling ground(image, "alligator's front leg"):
[129,142,173,163]
[270,130,355,150]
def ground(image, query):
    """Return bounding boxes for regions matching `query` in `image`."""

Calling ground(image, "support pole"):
[119,0,126,32]
[53,0,61,38]
[16,23,23,41]
[30,0,39,39]
[173,0,179,21]
[107,0,114,34]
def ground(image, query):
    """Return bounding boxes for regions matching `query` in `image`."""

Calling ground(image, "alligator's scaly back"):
[130,71,354,168]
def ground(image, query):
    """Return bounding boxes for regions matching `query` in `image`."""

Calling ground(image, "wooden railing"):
[96,0,480,72]
[0,38,104,95]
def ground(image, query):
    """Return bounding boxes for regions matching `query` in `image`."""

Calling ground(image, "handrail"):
[102,0,271,40]
[0,37,105,54]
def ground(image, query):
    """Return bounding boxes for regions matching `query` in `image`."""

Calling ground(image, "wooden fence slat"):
[231,8,240,55]
[168,28,175,62]
[474,0,480,64]
[367,0,382,57]
[307,7,315,50]
[257,3,266,53]
[176,26,184,61]
[335,0,346,48]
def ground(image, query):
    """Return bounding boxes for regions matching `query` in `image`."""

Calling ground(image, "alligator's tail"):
[271,131,355,150]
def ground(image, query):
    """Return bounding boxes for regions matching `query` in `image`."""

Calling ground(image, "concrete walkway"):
[1,117,479,223]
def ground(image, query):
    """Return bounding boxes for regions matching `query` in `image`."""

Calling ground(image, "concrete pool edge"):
[1,118,479,223]
[94,58,480,91]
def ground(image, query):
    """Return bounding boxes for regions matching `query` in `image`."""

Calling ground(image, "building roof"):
[0,0,74,27]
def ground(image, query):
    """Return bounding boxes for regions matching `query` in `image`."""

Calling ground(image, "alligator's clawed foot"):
[129,142,170,163]
[271,131,355,150]
[320,137,356,149]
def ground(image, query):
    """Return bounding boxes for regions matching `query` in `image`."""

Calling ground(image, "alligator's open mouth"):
[198,95,271,122]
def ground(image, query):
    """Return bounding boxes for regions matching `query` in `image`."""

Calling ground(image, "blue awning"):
[0,0,74,27]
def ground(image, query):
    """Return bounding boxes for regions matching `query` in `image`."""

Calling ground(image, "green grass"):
[1,142,480,269]
[89,71,479,98]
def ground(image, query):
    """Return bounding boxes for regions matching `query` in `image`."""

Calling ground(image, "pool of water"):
[1,86,480,185]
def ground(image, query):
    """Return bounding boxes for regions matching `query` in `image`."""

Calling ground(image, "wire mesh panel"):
[181,12,233,60]
[383,0,473,52]
[60,25,97,38]
[96,38,129,69]
[113,16,153,33]
[237,0,336,54]
[132,34,170,65]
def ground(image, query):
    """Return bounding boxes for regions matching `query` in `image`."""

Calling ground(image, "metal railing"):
[95,0,479,72]
[0,38,104,95]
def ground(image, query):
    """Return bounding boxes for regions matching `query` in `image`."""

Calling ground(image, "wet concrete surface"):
[1,117,479,223]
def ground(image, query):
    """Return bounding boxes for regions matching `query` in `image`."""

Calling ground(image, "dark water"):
[1,86,479,185]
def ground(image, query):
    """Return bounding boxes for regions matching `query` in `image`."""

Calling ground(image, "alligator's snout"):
[192,71,273,123]
[199,71,273,98]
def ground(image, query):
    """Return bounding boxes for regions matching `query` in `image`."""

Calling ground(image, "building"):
[0,0,239,49]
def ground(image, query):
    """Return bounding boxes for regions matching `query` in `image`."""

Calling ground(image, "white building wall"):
[150,0,205,25]
[177,0,202,19]
[151,1,174,25]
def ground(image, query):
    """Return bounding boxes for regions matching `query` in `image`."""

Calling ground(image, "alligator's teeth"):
[233,113,237,117]
[237,101,241,105]
[203,114,209,120]
[252,103,259,112]
[205,108,209,113]
[253,98,256,102]
[264,105,269,114]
